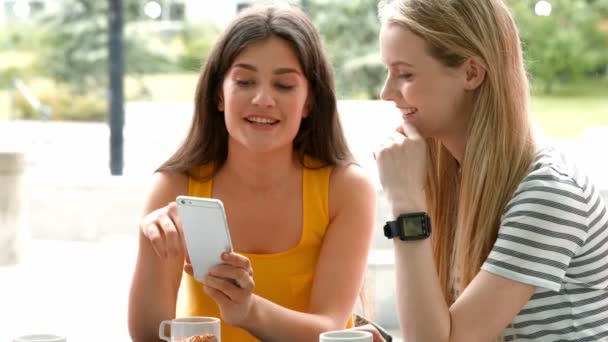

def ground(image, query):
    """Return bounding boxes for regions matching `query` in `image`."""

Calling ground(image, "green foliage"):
[310,0,607,99]
[532,97,608,138]
[310,0,384,99]
[0,51,37,89]
[0,67,19,89]
[178,23,221,72]
[510,0,608,93]
[0,25,42,89]
[13,81,107,121]
[35,0,171,94]
[0,90,9,120]
[0,23,45,50]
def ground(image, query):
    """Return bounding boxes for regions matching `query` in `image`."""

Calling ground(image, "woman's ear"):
[217,94,224,112]
[463,57,486,90]
[302,96,312,118]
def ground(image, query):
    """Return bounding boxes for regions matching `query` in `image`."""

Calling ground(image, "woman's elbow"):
[129,321,163,342]
[128,304,162,342]
[323,314,354,334]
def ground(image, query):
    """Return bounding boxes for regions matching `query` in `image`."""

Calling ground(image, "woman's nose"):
[380,77,395,102]
[252,86,276,107]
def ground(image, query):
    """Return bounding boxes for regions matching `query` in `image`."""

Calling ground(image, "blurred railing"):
[11,78,52,120]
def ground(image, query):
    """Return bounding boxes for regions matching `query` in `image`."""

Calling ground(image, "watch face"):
[401,216,424,236]
[401,217,427,237]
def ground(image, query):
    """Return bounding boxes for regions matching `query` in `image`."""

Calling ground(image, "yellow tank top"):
[176,161,354,341]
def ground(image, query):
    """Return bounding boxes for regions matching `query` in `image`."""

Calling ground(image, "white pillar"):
[0,152,26,265]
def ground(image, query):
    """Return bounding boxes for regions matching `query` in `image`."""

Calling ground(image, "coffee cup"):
[159,316,221,342]
[13,334,66,342]
[320,330,373,342]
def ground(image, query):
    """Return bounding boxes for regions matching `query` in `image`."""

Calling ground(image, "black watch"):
[384,212,431,241]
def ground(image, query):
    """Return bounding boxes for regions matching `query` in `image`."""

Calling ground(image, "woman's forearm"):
[239,295,344,342]
[128,237,182,342]
[128,288,175,342]
[393,238,451,342]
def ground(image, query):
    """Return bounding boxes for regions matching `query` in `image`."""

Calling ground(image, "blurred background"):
[0,0,607,341]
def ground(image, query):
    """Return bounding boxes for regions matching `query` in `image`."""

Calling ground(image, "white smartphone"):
[176,196,233,282]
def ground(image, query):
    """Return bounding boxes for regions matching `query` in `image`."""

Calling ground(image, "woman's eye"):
[236,79,254,87]
[398,73,413,80]
[275,83,294,90]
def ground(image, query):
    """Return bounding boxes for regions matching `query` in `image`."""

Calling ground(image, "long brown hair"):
[158,5,353,176]
[379,0,536,304]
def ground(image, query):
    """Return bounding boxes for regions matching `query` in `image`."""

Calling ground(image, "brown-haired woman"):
[127,4,376,342]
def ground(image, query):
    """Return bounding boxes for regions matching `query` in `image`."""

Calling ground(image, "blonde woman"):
[372,0,608,341]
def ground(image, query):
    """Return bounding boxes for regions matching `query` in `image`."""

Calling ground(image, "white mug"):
[13,334,66,342]
[320,330,373,342]
[159,316,221,342]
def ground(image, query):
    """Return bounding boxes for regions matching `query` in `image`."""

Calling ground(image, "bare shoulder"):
[141,171,189,216]
[329,164,377,215]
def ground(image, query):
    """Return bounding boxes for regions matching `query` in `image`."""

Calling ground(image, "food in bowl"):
[176,334,218,342]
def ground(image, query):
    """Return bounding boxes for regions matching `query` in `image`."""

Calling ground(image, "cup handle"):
[159,320,171,341]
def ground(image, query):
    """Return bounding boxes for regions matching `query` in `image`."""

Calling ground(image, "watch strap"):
[383,221,401,239]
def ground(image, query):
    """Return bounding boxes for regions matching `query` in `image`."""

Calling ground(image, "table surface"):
[0,239,403,341]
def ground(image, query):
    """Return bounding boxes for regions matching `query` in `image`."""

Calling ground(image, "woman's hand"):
[374,122,428,215]
[351,324,386,342]
[139,201,185,259]
[200,252,256,327]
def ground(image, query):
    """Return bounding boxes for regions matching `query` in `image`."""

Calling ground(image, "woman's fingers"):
[350,325,385,342]
[157,215,180,257]
[184,263,194,276]
[204,275,252,303]
[209,264,255,290]
[205,253,256,301]
[203,284,232,307]
[167,203,186,248]
[167,202,182,229]
[390,131,406,144]
[140,202,184,259]
[396,124,405,135]
[400,122,421,140]
[142,222,167,258]
[222,253,253,273]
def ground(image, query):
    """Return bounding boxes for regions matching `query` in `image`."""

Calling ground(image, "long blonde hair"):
[379,0,536,304]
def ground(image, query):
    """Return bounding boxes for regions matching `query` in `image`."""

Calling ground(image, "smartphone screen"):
[176,196,233,282]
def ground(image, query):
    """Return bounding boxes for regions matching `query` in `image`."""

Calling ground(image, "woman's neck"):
[219,143,300,193]
[443,95,473,164]
[440,133,466,165]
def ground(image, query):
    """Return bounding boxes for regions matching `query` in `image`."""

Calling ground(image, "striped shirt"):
[481,147,608,341]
